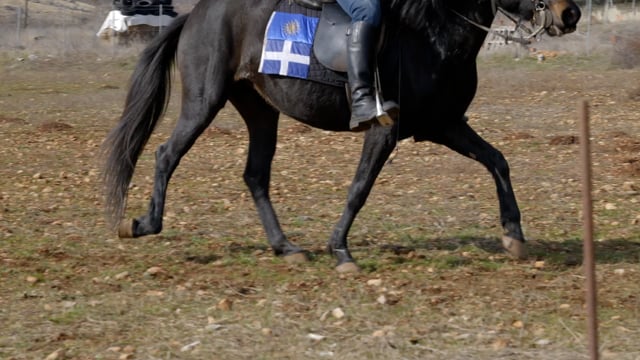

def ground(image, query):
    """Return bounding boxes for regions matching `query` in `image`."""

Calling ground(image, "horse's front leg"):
[328,126,398,272]
[435,121,527,259]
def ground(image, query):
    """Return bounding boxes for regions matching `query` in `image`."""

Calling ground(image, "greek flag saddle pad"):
[258,1,346,87]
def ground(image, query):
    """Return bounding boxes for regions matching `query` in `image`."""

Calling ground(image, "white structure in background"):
[97,1,178,40]
[483,26,519,51]
[97,9,175,37]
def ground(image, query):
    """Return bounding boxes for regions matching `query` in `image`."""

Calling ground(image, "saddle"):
[291,0,395,127]
[293,0,350,72]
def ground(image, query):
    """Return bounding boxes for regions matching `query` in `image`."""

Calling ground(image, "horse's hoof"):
[502,235,527,260]
[283,252,308,264]
[335,262,360,273]
[118,220,134,238]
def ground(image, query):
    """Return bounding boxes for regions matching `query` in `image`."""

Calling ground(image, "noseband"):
[454,0,556,45]
[499,0,557,41]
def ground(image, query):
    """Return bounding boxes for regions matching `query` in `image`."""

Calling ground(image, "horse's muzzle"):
[549,1,581,35]
[561,4,581,33]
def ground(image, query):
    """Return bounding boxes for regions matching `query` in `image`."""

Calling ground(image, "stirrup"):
[375,91,398,127]
[373,67,397,127]
[349,92,398,132]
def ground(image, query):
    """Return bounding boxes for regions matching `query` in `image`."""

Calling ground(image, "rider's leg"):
[337,0,390,131]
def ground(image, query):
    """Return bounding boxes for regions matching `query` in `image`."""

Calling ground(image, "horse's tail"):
[102,14,189,228]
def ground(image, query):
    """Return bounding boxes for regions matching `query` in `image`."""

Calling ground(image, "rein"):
[452,0,554,46]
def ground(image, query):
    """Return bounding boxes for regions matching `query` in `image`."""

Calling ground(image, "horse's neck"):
[388,0,496,61]
[436,4,496,60]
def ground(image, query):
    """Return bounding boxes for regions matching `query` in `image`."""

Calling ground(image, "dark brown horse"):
[102,0,581,271]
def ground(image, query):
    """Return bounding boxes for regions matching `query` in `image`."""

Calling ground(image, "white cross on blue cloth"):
[259,12,319,79]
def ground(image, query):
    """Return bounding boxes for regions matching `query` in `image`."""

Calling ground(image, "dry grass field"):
[0,1,639,359]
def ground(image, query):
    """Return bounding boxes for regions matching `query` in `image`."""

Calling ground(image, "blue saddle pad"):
[259,12,318,78]
[258,1,346,87]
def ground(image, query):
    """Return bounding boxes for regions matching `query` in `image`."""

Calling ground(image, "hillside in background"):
[1,0,98,27]
[0,0,199,28]
[0,0,637,69]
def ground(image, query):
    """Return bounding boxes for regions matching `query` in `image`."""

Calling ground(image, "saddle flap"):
[313,3,350,72]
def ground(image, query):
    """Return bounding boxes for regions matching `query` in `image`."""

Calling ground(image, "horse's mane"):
[387,0,448,33]
[385,0,492,54]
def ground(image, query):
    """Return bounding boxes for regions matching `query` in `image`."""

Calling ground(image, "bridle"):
[452,0,557,46]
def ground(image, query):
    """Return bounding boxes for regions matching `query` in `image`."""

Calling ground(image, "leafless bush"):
[610,23,640,69]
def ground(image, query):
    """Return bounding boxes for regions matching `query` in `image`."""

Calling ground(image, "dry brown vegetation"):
[0,3,639,360]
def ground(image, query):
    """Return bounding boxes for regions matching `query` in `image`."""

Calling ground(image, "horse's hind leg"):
[229,83,306,262]
[435,121,527,259]
[328,126,398,272]
[119,82,227,238]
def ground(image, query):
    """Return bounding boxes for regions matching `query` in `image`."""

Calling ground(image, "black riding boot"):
[347,21,397,131]
[347,21,400,131]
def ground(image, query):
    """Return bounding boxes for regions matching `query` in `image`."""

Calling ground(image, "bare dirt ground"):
[1,22,639,360]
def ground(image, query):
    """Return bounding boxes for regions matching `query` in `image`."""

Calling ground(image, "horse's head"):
[388,0,580,42]
[499,0,581,36]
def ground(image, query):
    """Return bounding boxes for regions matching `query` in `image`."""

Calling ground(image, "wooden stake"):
[579,99,599,360]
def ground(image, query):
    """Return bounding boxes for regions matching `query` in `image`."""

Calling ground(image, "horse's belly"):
[257,77,352,131]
